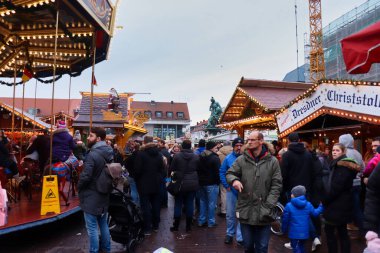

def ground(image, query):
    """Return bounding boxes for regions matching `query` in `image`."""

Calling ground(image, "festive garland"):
[0,70,83,86]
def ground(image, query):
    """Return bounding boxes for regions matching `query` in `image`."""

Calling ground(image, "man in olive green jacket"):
[226,131,282,253]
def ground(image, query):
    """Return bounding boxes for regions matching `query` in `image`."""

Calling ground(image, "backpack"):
[93,150,122,194]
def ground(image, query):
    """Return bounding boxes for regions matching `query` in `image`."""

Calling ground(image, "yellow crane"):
[308,0,325,82]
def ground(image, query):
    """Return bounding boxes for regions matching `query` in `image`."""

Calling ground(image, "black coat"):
[322,155,358,225]
[281,143,316,194]
[0,141,10,167]
[198,150,221,186]
[364,163,380,233]
[134,143,165,195]
[25,134,50,172]
[170,149,199,193]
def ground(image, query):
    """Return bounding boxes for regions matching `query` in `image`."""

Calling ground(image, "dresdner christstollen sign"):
[276,82,380,133]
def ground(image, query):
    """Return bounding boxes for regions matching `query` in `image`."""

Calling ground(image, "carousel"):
[0,0,117,235]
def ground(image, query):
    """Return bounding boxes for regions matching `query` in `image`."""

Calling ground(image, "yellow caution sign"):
[41,175,61,215]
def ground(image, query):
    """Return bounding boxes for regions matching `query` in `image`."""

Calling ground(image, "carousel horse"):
[20,152,41,200]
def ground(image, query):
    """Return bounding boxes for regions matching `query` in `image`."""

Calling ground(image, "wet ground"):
[0,194,366,253]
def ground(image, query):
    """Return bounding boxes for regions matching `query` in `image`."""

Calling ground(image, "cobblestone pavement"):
[0,195,366,253]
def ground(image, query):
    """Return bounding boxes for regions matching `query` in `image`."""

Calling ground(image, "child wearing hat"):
[282,185,323,253]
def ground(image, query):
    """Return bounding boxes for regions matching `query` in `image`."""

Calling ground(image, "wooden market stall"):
[218,77,311,137]
[0,0,117,235]
[73,91,148,148]
[275,80,380,154]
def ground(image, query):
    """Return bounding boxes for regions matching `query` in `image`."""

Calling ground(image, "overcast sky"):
[1,0,366,124]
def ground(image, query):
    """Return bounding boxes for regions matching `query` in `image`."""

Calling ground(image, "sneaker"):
[237,241,244,247]
[224,235,233,244]
[312,237,321,251]
[208,223,218,228]
[284,242,292,249]
[197,223,207,227]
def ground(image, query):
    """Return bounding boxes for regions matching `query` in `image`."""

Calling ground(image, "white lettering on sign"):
[276,83,380,133]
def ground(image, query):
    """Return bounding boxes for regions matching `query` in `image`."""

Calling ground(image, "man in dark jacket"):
[25,130,50,174]
[78,127,114,253]
[281,133,321,251]
[169,139,199,232]
[197,140,221,227]
[134,136,165,235]
[158,139,171,208]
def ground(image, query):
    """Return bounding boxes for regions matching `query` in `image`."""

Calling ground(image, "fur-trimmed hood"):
[53,128,69,135]
[263,141,276,155]
[337,158,361,172]
[140,142,160,156]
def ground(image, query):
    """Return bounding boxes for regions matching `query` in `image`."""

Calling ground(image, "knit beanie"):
[198,139,206,148]
[57,120,67,129]
[206,141,218,150]
[291,185,306,197]
[288,132,299,142]
[232,137,244,147]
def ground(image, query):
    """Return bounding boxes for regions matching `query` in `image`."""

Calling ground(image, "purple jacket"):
[52,128,75,162]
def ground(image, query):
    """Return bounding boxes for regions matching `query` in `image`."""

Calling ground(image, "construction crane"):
[308,0,325,82]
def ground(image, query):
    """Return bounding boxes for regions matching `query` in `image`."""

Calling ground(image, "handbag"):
[166,170,183,196]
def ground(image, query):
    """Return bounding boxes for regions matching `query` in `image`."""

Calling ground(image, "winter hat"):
[366,231,380,253]
[198,139,206,148]
[232,137,244,147]
[288,132,300,142]
[376,146,380,154]
[57,120,67,129]
[291,185,306,197]
[206,141,218,150]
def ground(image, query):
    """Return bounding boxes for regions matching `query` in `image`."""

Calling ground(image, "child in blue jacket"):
[282,185,323,253]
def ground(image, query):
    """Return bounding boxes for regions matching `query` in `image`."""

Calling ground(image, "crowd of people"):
[2,123,380,253]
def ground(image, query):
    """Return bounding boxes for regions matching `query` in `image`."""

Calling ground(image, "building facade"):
[131,100,190,139]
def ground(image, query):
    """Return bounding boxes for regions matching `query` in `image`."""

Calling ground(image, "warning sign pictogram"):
[45,189,56,199]
[40,175,61,215]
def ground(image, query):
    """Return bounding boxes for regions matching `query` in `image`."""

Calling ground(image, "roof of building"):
[131,101,190,121]
[0,97,81,117]
[220,77,311,124]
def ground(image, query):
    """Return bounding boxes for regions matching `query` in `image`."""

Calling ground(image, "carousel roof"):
[1,103,51,129]
[0,0,115,81]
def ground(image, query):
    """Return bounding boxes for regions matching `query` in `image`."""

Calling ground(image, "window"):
[144,111,152,118]
[166,112,173,118]
[155,111,162,118]
[177,112,184,119]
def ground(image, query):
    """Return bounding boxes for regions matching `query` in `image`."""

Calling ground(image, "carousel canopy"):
[0,0,115,80]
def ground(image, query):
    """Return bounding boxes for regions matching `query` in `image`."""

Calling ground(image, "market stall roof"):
[219,77,311,125]
[73,91,133,128]
[0,102,50,129]
[0,0,115,80]
[0,97,81,116]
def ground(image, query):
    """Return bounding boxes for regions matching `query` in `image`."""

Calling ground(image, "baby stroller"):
[108,187,144,253]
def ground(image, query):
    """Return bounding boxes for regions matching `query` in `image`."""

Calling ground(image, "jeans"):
[226,190,242,241]
[198,185,219,226]
[140,193,161,232]
[83,212,110,253]
[127,176,140,206]
[240,224,271,253]
[160,178,168,207]
[324,223,350,253]
[290,239,306,253]
[174,191,196,218]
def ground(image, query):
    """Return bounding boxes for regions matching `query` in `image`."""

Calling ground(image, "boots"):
[170,217,180,232]
[186,217,192,232]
